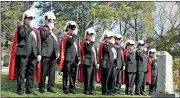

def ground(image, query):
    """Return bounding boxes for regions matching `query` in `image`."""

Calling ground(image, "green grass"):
[1,72,151,97]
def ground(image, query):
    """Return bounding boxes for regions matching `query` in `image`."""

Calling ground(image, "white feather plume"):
[21,9,35,25]
[84,28,96,38]
[44,11,56,20]
[64,21,78,31]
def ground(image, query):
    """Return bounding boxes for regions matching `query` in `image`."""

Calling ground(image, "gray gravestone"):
[151,94,175,98]
[156,51,173,94]
[3,55,10,67]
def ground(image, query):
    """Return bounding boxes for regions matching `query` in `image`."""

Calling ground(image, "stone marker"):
[151,93,175,98]
[156,51,173,94]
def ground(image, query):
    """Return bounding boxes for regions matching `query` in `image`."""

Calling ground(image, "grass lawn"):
[1,72,151,97]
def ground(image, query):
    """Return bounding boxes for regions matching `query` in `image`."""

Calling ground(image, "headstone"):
[3,55,10,67]
[151,94,175,98]
[156,51,173,94]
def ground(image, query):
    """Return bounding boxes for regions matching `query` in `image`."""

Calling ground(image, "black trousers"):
[125,72,136,94]
[114,69,123,93]
[135,72,144,94]
[39,56,57,90]
[142,72,147,92]
[83,64,96,93]
[17,54,37,93]
[149,76,157,94]
[101,67,115,94]
[62,60,78,92]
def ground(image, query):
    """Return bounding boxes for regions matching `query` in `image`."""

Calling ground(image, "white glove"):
[56,53,60,59]
[116,67,117,69]
[91,35,95,42]
[133,48,136,52]
[96,64,100,69]
[87,41,90,44]
[123,66,125,70]
[78,61,81,65]
[37,55,42,62]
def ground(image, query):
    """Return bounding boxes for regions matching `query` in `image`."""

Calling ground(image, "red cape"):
[122,48,128,84]
[58,34,69,70]
[8,28,18,80]
[8,26,41,82]
[146,57,153,84]
[96,42,104,83]
[78,40,85,82]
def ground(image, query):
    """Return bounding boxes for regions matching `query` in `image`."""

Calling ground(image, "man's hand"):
[69,35,72,38]
[56,53,60,59]
[96,64,100,69]
[86,41,90,44]
[37,55,42,62]
[78,61,81,65]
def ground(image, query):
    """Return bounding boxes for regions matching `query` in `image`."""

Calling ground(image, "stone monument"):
[156,51,173,94]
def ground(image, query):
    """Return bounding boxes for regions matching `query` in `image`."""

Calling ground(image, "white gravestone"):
[156,51,173,94]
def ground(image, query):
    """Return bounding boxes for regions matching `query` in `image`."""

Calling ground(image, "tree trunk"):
[135,17,138,41]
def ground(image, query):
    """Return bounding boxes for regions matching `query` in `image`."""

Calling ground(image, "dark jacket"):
[101,42,115,68]
[26,30,41,57]
[136,50,148,72]
[64,34,81,63]
[126,50,137,72]
[115,44,125,70]
[152,59,158,76]
[16,25,33,56]
[40,27,59,58]
[83,41,99,66]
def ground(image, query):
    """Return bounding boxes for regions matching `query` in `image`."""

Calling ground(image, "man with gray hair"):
[38,11,59,93]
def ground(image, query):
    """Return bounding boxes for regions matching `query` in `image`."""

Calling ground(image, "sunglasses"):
[46,19,55,23]
[139,44,145,46]
[115,38,122,40]
[88,33,94,35]
[25,16,35,20]
[68,25,76,30]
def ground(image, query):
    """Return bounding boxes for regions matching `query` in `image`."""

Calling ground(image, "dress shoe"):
[69,90,76,94]
[17,91,24,95]
[130,92,134,96]
[117,91,121,95]
[113,91,117,94]
[89,91,95,95]
[47,89,56,93]
[26,92,37,96]
[39,89,45,93]
[102,92,107,95]
[135,92,141,95]
[107,92,115,96]
[63,90,69,94]
[140,92,146,96]
[84,91,90,95]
